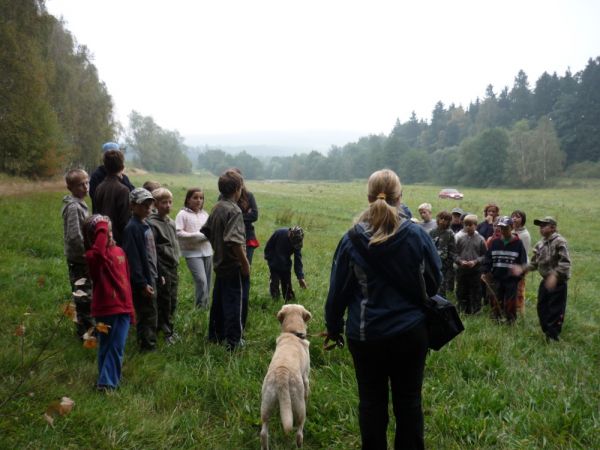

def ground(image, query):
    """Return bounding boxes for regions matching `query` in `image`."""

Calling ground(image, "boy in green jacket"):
[148,188,181,345]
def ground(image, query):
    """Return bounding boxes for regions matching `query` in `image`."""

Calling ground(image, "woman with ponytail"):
[325,169,442,450]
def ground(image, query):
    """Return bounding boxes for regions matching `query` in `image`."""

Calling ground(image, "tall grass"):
[0,174,598,449]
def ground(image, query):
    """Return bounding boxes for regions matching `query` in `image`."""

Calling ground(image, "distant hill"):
[184,129,369,157]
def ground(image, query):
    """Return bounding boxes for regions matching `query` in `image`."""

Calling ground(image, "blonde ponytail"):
[357,169,402,245]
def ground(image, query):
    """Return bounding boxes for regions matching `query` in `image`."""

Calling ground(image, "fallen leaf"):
[15,324,25,336]
[72,290,88,298]
[58,397,75,415]
[43,412,54,426]
[62,302,76,321]
[83,336,97,349]
[44,397,75,426]
[95,322,111,334]
[37,275,46,287]
[74,278,87,286]
[82,327,96,341]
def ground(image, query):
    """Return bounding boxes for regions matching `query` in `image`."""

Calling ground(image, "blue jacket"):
[123,216,157,292]
[264,228,304,279]
[325,220,442,341]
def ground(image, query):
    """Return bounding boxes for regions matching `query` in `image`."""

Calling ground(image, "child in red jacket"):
[84,215,135,391]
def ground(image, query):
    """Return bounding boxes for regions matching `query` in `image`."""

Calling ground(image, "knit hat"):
[289,226,304,249]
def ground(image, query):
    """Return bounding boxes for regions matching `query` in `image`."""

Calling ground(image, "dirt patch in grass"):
[0,178,65,197]
[0,168,146,197]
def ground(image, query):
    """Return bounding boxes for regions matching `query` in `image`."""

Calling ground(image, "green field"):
[1,173,598,449]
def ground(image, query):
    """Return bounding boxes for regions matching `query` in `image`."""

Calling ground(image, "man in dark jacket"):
[264,226,307,301]
[89,142,135,210]
[93,149,131,245]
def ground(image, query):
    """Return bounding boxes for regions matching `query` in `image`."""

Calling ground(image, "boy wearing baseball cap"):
[123,188,159,351]
[481,216,527,323]
[512,216,571,341]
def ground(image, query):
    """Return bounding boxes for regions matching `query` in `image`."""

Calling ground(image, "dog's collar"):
[289,331,307,340]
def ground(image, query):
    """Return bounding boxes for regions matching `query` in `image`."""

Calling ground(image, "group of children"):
[62,143,572,390]
[62,148,309,390]
[416,202,571,341]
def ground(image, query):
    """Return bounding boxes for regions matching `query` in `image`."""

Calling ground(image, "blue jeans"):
[97,314,130,389]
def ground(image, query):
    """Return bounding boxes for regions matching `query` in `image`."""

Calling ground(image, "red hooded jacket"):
[85,221,135,322]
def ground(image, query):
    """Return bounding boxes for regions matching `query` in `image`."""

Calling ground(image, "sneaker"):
[225,339,246,352]
[165,335,177,346]
[96,384,116,393]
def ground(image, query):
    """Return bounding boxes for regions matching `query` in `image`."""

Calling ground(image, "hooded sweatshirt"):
[147,212,181,271]
[325,220,442,341]
[61,195,89,264]
[85,221,135,321]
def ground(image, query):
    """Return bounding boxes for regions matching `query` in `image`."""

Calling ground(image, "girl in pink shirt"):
[175,188,214,308]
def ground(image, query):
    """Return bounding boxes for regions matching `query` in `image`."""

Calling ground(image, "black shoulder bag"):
[348,225,464,351]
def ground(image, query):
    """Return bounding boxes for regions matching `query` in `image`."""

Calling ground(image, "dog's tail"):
[274,367,294,433]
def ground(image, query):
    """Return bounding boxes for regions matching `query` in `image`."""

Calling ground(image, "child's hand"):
[142,285,155,298]
[241,262,250,277]
[544,273,558,290]
[299,279,307,289]
[511,265,524,277]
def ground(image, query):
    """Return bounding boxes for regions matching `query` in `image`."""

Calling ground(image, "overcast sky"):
[46,0,600,147]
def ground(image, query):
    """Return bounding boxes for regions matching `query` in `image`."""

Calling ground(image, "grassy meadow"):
[0,172,599,449]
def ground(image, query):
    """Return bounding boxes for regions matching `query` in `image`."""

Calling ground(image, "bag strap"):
[347,225,428,308]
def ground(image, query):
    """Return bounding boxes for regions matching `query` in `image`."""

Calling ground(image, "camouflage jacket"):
[527,232,571,281]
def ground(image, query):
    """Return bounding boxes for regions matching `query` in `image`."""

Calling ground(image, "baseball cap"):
[533,216,557,226]
[497,216,513,227]
[102,142,120,152]
[129,188,155,204]
[451,207,464,215]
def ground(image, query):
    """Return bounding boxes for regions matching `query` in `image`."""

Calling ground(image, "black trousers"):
[132,281,158,351]
[537,280,568,339]
[209,270,248,349]
[348,323,428,450]
[456,270,481,314]
[489,278,519,323]
[157,266,178,337]
[269,268,294,301]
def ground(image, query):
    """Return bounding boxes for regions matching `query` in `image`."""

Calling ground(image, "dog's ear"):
[302,309,312,323]
[277,308,286,323]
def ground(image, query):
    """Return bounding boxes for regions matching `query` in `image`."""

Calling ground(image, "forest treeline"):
[1,1,599,185]
[200,58,600,187]
[0,0,191,177]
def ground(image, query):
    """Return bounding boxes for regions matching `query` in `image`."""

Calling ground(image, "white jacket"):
[175,208,213,257]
